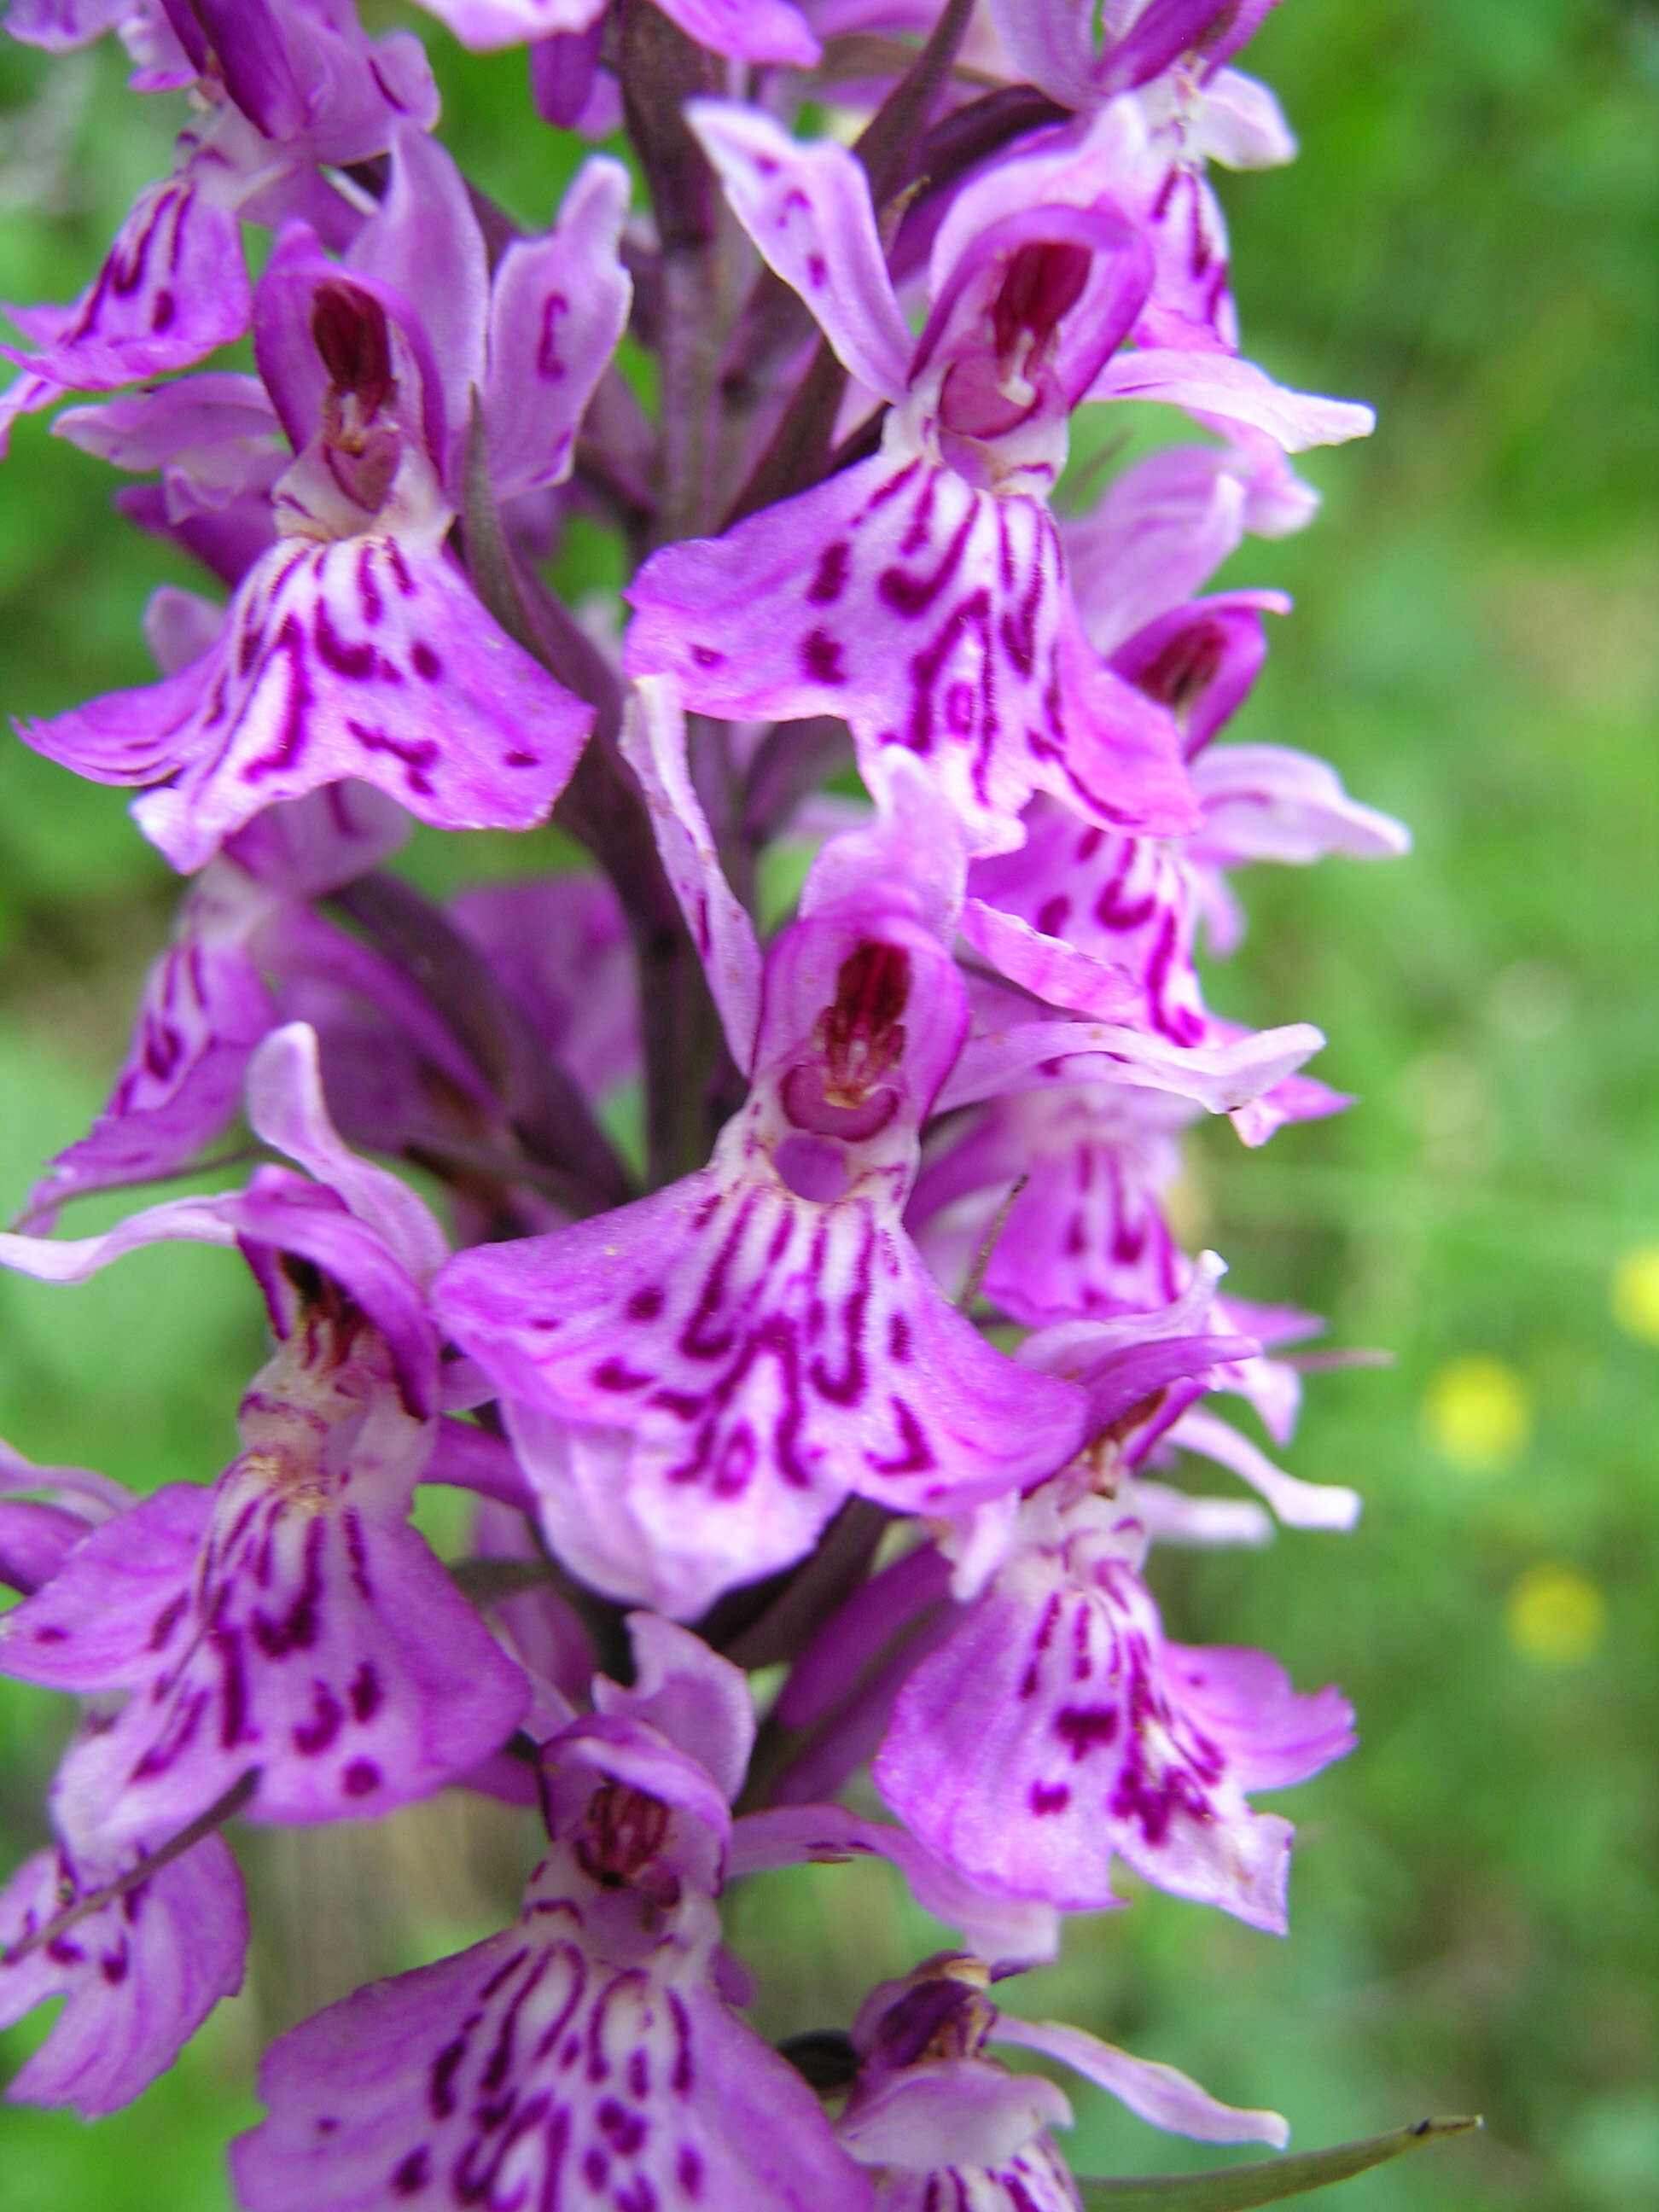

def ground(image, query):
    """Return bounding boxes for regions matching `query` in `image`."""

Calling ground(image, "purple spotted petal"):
[0,1831,246,2117]
[20,872,278,1230]
[626,451,1196,857]
[0,173,250,454]
[1161,1644,1355,1790]
[868,2135,1082,2212]
[40,1371,527,1846]
[20,521,595,873]
[873,1514,1339,1929]
[0,1481,206,1692]
[484,155,633,503]
[0,1499,92,1596]
[231,1848,873,2212]
[686,102,911,402]
[1060,444,1266,655]
[963,793,1211,1036]
[436,1171,1084,1619]
[838,2058,1074,2192]
[906,1086,1189,1323]
[991,2014,1288,2147]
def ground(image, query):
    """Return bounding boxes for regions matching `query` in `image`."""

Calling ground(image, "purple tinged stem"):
[326,870,632,1212]
[459,399,738,1187]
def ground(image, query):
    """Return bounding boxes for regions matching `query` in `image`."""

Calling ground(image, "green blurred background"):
[1,2,1656,2204]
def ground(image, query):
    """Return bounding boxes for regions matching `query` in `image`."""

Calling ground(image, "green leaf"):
[1077,2116,1483,2211]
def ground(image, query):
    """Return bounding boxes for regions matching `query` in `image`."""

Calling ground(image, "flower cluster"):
[0,3,1408,2204]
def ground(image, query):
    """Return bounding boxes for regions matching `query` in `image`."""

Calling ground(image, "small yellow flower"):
[1421,1356,1531,1474]
[1610,1245,1659,1346]
[1505,1563,1606,1668]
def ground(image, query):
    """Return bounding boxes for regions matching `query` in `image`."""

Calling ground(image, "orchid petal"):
[1089,349,1374,451]
[937,1016,1325,1116]
[1165,1406,1361,1531]
[992,2014,1289,2148]
[0,1834,246,2117]
[232,1851,872,2212]
[1188,744,1412,865]
[620,678,762,1072]
[484,155,632,502]
[687,101,911,403]
[0,175,249,455]
[246,1023,450,1287]
[439,1171,1083,1619]
[347,125,487,471]
[593,1615,756,1805]
[20,525,595,873]
[626,452,1196,858]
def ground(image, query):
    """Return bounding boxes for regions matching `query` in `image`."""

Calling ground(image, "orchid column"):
[0,4,1475,2208]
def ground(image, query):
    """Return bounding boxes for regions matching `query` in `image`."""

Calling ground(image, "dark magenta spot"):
[678,2145,704,2197]
[503,748,539,768]
[1029,1781,1071,1816]
[342,1758,381,1797]
[597,2098,647,2155]
[800,629,846,684]
[429,2038,465,2119]
[312,283,393,411]
[592,1357,652,1393]
[627,1286,665,1321]
[349,1661,382,1724]
[392,2146,429,2195]
[808,541,850,604]
[690,644,724,668]
[410,639,442,681]
[584,2148,608,2190]
[992,239,1092,362]
[1055,1704,1119,1761]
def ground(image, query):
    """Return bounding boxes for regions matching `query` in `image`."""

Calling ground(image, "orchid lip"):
[779,1067,900,1142]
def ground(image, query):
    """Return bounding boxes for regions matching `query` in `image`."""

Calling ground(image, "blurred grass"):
[1,3,1656,2205]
